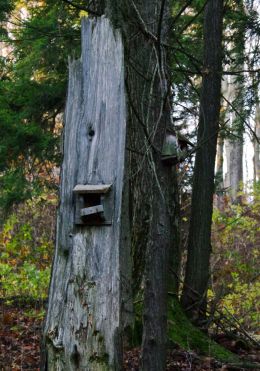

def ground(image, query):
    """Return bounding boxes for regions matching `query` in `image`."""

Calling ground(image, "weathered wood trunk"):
[43,17,129,370]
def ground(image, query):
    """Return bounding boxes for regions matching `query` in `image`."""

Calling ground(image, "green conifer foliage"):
[0,0,81,211]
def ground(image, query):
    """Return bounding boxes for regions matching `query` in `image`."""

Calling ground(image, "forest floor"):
[0,301,259,371]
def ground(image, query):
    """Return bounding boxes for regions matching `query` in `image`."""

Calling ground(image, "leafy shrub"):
[0,191,57,299]
[0,262,50,299]
[210,183,260,331]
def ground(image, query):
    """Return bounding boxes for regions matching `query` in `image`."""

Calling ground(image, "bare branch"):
[170,0,193,26]
[61,0,102,16]
[222,94,260,144]
[223,68,260,75]
[125,78,159,153]
[157,0,167,48]
[130,0,158,42]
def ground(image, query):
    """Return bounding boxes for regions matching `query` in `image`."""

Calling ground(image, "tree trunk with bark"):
[108,1,179,368]
[181,0,223,325]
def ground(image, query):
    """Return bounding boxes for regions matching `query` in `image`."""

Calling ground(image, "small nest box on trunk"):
[73,184,113,225]
[161,129,193,165]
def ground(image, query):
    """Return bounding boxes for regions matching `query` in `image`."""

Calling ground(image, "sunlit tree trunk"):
[216,136,224,187]
[223,76,243,200]
[222,1,245,201]
[254,103,260,181]
[224,137,243,199]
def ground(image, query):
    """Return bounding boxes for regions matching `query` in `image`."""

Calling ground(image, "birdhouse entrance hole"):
[73,184,113,226]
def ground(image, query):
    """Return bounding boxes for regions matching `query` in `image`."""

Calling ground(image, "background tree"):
[181,0,224,325]
[254,103,260,181]
[222,1,246,201]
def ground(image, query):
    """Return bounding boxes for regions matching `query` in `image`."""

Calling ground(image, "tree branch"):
[60,0,102,16]
[130,0,158,42]
[171,0,193,26]
[157,0,166,48]
[125,77,159,153]
[223,68,260,75]
[222,95,260,144]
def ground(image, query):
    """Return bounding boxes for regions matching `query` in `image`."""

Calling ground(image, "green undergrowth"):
[168,297,239,364]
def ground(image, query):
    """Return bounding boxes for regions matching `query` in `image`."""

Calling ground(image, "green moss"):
[168,298,239,364]
[89,352,109,365]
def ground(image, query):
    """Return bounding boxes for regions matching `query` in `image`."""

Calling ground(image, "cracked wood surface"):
[44,17,127,371]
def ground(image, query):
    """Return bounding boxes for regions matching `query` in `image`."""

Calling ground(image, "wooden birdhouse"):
[73,184,113,225]
[161,129,179,164]
[161,129,193,165]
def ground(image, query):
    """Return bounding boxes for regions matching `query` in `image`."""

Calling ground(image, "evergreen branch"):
[174,38,202,66]
[174,120,230,165]
[6,19,79,38]
[222,95,260,144]
[170,0,193,26]
[178,0,209,35]
[173,54,200,98]
[172,67,260,76]
[0,33,80,42]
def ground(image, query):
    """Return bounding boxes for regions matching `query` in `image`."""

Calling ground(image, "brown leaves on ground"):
[1,301,259,370]
[123,347,222,370]
[0,301,43,370]
[123,346,260,370]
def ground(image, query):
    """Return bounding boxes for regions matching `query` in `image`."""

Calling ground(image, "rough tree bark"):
[181,0,223,325]
[107,1,179,369]
[43,18,129,370]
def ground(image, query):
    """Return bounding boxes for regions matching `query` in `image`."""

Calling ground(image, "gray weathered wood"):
[43,16,127,371]
[73,184,112,194]
[80,205,104,217]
